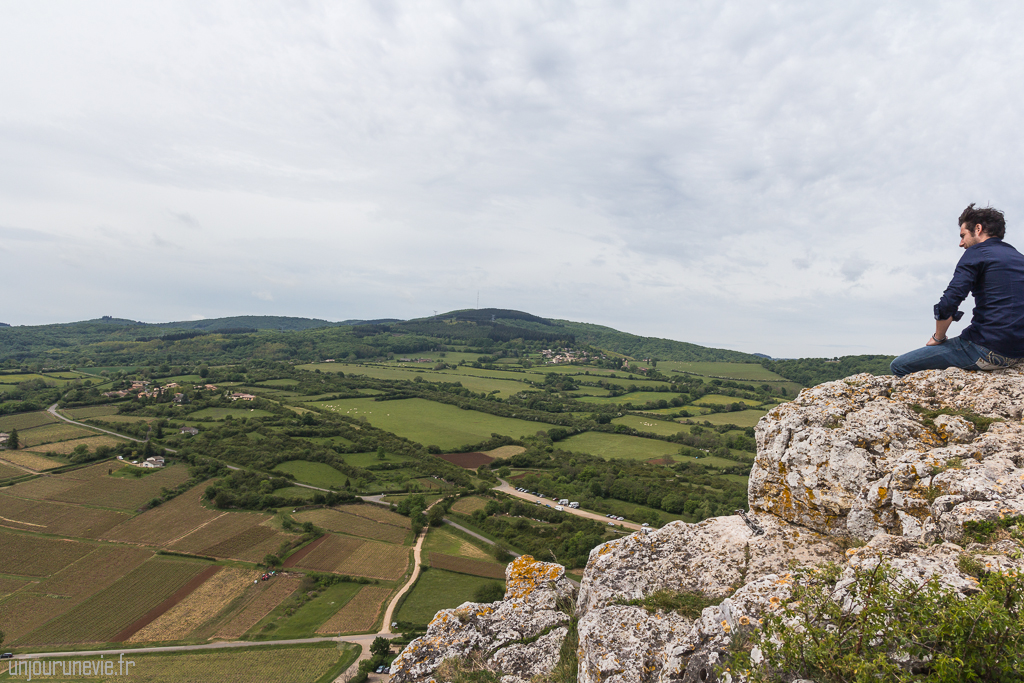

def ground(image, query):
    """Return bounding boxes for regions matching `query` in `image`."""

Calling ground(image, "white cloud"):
[2,1,1023,356]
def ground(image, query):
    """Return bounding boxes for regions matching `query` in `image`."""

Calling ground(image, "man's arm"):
[926,317,955,346]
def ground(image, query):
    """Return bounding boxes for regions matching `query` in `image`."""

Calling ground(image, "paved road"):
[495,479,642,531]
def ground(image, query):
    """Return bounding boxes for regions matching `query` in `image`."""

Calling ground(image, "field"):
[336,503,412,527]
[17,423,96,447]
[691,394,764,406]
[292,507,410,544]
[0,494,130,538]
[128,567,258,642]
[659,361,784,380]
[256,581,362,639]
[17,643,353,683]
[43,464,192,510]
[63,404,121,419]
[0,411,57,431]
[102,487,222,545]
[0,530,94,577]
[0,450,64,473]
[422,525,494,561]
[314,397,541,449]
[18,558,211,645]
[22,434,123,455]
[450,496,490,516]
[574,391,681,405]
[692,409,769,428]
[396,568,505,626]
[170,511,268,555]
[215,575,303,639]
[198,524,286,562]
[438,452,494,468]
[189,407,276,420]
[287,534,410,580]
[559,432,681,461]
[611,415,688,436]
[430,553,507,579]
[273,460,351,489]
[34,546,154,599]
[316,585,393,634]
[301,363,529,398]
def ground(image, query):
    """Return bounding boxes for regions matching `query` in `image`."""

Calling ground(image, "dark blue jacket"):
[934,239,1024,358]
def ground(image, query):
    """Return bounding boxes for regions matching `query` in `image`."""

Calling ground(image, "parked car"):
[642,522,650,527]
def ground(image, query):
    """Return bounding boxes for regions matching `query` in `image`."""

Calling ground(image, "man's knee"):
[890,358,908,377]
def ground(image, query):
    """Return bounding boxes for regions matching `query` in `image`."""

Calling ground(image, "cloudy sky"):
[3,1,1023,357]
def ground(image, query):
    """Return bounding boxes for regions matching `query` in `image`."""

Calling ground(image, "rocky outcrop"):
[389,556,576,683]
[391,367,1024,683]
[749,367,1024,542]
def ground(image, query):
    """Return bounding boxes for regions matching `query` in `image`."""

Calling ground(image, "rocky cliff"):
[390,367,1024,683]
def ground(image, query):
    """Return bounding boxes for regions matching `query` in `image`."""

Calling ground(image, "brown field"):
[0,411,58,432]
[0,450,64,471]
[316,586,393,635]
[102,488,220,545]
[0,576,28,599]
[115,565,222,641]
[286,534,363,573]
[19,558,211,645]
[0,594,82,643]
[336,503,412,528]
[23,435,124,455]
[128,567,258,642]
[430,553,508,579]
[214,575,302,639]
[54,465,193,510]
[451,496,489,515]
[200,525,278,560]
[437,452,493,468]
[18,423,97,447]
[0,494,130,538]
[169,510,267,554]
[0,462,25,480]
[4,475,82,501]
[338,541,410,581]
[63,405,120,419]
[293,508,409,545]
[482,445,527,459]
[0,530,94,577]
[34,546,153,600]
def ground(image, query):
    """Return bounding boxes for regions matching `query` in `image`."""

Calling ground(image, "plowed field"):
[0,530,93,577]
[0,495,129,538]
[293,508,408,544]
[23,435,122,455]
[0,451,64,471]
[214,575,302,639]
[430,553,507,579]
[102,488,220,545]
[169,511,267,554]
[316,586,393,634]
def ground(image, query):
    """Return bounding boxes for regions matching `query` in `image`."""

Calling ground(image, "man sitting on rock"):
[891,203,1024,376]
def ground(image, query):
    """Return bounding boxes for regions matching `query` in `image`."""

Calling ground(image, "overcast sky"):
[3,1,1023,357]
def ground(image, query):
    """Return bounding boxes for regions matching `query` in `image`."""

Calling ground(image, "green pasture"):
[574,391,680,405]
[611,415,688,436]
[690,409,767,428]
[188,407,276,420]
[251,582,362,639]
[659,361,784,381]
[559,432,680,461]
[75,366,138,375]
[313,397,542,450]
[691,394,763,406]
[422,525,499,562]
[274,461,351,489]
[301,436,356,447]
[396,568,505,626]
[160,374,204,384]
[259,378,300,387]
[315,363,530,399]
[676,453,747,469]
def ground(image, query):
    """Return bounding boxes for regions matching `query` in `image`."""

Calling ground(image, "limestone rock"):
[750,367,1024,542]
[389,556,575,683]
[577,514,840,616]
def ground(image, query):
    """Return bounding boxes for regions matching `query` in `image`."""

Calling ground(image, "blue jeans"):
[890,336,1015,377]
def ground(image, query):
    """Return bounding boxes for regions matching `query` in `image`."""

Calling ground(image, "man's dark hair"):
[959,203,1006,239]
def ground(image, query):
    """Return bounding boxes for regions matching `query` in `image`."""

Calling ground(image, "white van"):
[554,505,564,511]
[569,502,580,508]
[558,499,569,505]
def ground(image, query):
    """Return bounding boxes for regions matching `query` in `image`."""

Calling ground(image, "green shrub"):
[727,562,1024,682]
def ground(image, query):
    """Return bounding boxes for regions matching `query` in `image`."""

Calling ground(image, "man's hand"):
[926,335,944,346]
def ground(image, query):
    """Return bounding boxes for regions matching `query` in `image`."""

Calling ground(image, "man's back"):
[940,239,1024,358]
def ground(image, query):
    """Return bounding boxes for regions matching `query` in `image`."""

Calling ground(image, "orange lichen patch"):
[504,555,562,601]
